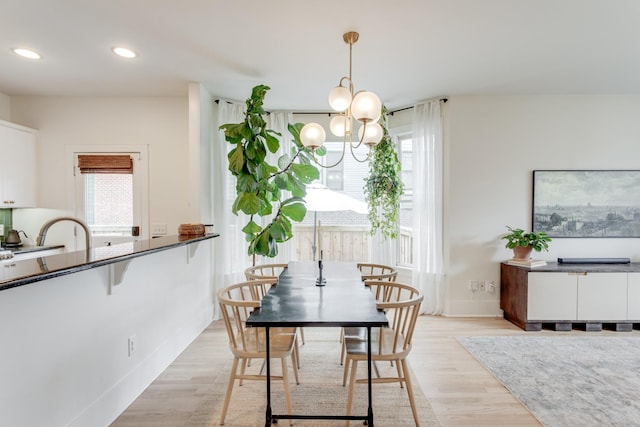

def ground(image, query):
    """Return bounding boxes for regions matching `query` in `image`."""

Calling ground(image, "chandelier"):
[299,31,383,167]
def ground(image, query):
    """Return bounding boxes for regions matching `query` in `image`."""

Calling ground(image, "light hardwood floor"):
[111,316,638,426]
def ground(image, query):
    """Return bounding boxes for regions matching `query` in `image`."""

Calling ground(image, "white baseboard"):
[69,305,213,427]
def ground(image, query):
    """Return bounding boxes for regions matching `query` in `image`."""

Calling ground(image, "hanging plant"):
[220,85,321,258]
[364,107,404,239]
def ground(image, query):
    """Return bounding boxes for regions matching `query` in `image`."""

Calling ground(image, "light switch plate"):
[151,223,167,236]
[0,224,4,236]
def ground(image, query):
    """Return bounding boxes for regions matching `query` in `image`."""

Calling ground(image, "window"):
[396,132,413,267]
[78,154,134,237]
[315,141,369,209]
[83,173,133,236]
[318,142,344,191]
[72,148,148,248]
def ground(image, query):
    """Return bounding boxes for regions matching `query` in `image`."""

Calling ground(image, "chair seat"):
[342,326,382,341]
[234,327,297,357]
[342,326,367,340]
[344,328,409,360]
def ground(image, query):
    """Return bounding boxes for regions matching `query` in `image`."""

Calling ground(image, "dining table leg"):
[264,326,272,427]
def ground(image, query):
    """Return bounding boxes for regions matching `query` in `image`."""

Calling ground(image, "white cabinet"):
[628,273,640,320]
[529,272,628,321]
[502,263,640,330]
[528,272,577,320]
[577,272,627,320]
[0,120,38,208]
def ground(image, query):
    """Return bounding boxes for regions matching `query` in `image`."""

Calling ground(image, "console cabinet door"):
[528,272,577,320]
[628,273,640,321]
[577,272,627,321]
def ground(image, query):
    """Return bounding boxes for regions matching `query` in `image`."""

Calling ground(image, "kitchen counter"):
[1,243,65,256]
[0,232,218,427]
[0,234,219,292]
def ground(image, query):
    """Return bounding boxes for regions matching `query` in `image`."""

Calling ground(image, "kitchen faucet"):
[37,216,92,250]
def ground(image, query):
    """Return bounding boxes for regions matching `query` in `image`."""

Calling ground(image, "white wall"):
[0,92,10,121]
[446,95,640,316]
[9,96,190,243]
[12,93,640,321]
[0,241,214,427]
[190,83,215,224]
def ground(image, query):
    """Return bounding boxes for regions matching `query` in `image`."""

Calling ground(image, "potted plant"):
[501,226,552,259]
[220,85,320,259]
[363,106,404,239]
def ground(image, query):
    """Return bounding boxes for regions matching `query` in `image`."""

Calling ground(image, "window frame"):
[390,126,414,269]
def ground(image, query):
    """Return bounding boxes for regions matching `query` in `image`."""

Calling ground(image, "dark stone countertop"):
[1,244,65,255]
[0,234,219,292]
[501,261,640,273]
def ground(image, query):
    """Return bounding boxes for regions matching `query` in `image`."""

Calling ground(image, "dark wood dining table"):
[246,261,389,426]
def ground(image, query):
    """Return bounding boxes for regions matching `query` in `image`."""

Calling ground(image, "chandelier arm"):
[338,76,354,93]
[349,139,371,163]
[351,135,364,149]
[310,140,348,169]
[350,120,369,149]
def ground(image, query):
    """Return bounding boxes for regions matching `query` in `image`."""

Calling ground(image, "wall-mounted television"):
[532,170,640,238]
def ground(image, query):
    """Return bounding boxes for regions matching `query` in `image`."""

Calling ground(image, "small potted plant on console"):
[502,226,552,260]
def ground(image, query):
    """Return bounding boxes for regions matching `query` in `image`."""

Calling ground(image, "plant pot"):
[513,246,533,260]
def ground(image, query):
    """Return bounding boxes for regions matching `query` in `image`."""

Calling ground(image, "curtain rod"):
[214,99,272,115]
[388,98,448,116]
[290,98,448,116]
[215,98,448,116]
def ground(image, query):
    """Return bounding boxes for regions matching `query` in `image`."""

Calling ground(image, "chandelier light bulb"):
[329,115,352,137]
[300,123,326,149]
[351,91,382,123]
[358,122,384,147]
[328,86,352,112]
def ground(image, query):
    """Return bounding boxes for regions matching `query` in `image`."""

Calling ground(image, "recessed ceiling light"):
[112,47,137,59]
[13,48,41,59]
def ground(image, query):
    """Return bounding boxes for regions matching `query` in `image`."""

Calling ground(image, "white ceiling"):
[2,0,640,111]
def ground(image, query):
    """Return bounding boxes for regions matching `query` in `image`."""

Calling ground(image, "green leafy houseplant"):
[502,226,552,255]
[364,107,404,239]
[220,85,321,258]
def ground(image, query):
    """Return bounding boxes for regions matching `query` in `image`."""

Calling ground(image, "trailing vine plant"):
[363,107,404,239]
[219,85,322,258]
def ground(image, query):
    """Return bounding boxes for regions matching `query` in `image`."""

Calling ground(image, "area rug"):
[458,336,640,427]
[189,328,440,426]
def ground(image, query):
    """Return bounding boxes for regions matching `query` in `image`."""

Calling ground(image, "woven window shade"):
[77,155,133,174]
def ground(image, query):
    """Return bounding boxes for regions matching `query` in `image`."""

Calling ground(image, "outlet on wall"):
[486,281,496,293]
[151,224,167,236]
[128,335,136,357]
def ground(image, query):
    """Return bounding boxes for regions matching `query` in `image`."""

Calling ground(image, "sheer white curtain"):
[212,100,250,298]
[412,99,445,314]
[369,231,397,266]
[257,111,295,264]
[212,104,295,304]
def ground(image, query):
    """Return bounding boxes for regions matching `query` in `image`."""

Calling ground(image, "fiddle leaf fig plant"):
[364,107,404,239]
[220,85,320,258]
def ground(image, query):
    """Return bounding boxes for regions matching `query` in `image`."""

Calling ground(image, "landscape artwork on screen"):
[532,170,640,238]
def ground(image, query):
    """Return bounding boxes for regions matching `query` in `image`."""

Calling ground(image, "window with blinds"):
[77,154,133,174]
[78,154,134,238]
